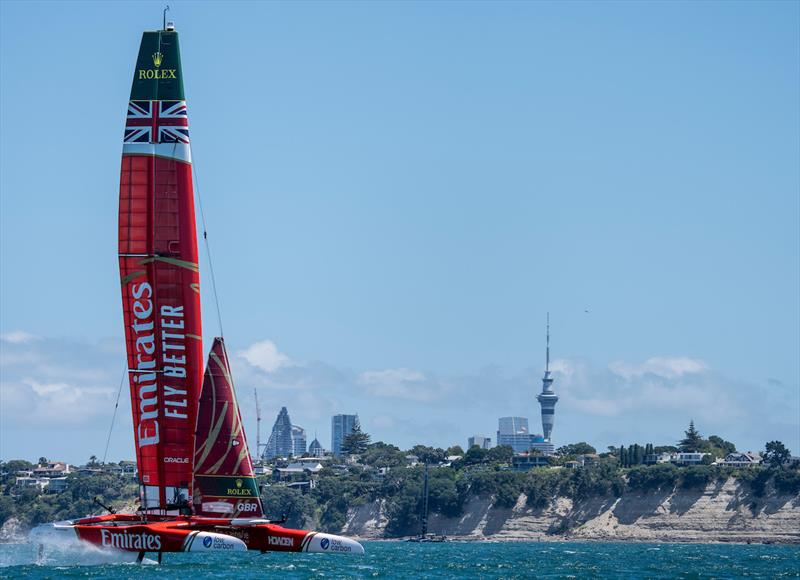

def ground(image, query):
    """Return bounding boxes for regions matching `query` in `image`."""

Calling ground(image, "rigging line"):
[101,364,128,465]
[192,151,225,338]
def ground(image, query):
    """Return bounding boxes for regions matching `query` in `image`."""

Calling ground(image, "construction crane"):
[254,388,262,461]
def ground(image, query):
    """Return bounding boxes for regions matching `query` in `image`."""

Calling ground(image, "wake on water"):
[0,527,155,567]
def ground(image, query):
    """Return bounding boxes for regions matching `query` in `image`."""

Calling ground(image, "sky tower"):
[537,313,559,442]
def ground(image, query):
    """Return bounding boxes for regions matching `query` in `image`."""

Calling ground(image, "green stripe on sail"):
[121,271,146,285]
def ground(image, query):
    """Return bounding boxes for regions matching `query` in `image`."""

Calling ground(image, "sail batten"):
[118,29,202,511]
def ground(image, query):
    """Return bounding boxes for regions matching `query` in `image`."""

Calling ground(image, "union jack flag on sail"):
[124,100,190,144]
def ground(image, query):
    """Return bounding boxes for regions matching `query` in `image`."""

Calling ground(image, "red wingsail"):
[194,338,264,518]
[118,30,203,511]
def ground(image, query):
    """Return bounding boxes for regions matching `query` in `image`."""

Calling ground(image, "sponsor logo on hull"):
[268,536,294,548]
[188,532,246,552]
[100,529,162,551]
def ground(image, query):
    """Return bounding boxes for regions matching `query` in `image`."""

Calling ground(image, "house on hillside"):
[720,452,762,468]
[47,477,69,493]
[273,461,324,482]
[33,461,71,478]
[15,473,50,492]
[643,452,674,465]
[673,452,709,466]
[511,455,550,470]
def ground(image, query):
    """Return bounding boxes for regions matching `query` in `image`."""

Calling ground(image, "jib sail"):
[118,28,203,511]
[194,338,264,518]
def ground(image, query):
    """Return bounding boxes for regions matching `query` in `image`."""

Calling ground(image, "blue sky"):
[1,1,798,464]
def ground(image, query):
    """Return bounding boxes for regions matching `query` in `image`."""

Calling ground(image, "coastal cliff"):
[342,478,800,544]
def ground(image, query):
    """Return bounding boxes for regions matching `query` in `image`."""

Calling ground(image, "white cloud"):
[608,356,708,379]
[357,368,451,402]
[551,356,749,430]
[18,379,114,424]
[0,330,40,344]
[0,336,124,430]
[238,340,294,373]
[2,332,794,462]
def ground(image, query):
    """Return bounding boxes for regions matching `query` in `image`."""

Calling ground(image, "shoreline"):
[2,537,797,547]
[356,536,799,545]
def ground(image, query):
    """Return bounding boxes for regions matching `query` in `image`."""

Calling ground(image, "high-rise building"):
[291,425,307,457]
[497,416,533,453]
[468,435,492,450]
[537,314,559,442]
[264,407,294,459]
[331,414,359,457]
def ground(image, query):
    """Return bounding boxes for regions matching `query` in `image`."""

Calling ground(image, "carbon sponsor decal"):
[208,536,238,550]
[327,538,352,553]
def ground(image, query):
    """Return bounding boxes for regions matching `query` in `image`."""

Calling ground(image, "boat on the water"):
[406,464,447,543]
[32,20,364,560]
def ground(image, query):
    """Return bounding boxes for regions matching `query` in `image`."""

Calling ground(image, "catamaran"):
[32,21,364,560]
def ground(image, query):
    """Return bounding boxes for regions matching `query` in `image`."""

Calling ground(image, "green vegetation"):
[340,423,371,456]
[1,435,796,539]
[0,464,138,530]
[675,421,738,459]
[764,441,791,469]
[619,443,647,467]
[679,420,704,452]
[557,442,597,456]
[626,464,679,491]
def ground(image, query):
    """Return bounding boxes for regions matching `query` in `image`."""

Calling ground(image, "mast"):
[254,388,262,460]
[119,22,202,513]
[421,463,429,537]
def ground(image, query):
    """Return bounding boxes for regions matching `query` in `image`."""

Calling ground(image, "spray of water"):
[5,523,158,567]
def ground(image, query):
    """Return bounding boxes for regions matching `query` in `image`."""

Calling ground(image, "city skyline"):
[1,2,798,463]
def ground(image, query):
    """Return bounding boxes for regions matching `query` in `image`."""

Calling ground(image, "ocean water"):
[1,541,798,579]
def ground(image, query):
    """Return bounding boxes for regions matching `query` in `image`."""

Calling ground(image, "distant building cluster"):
[11,460,138,493]
[644,451,763,468]
[465,317,559,460]
[14,461,71,492]
[262,407,307,460]
[259,409,360,461]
